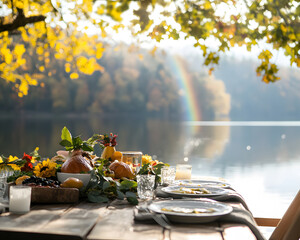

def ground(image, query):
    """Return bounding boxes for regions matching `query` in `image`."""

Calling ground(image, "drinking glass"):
[137,175,155,200]
[175,164,192,180]
[9,185,32,214]
[161,166,176,185]
[0,176,7,203]
[0,169,14,178]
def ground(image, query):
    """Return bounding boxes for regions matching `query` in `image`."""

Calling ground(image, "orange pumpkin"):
[61,150,93,173]
[109,160,134,179]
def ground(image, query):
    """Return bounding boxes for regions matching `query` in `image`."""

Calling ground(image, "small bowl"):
[57,172,91,187]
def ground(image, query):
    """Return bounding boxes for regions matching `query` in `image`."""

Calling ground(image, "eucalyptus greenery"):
[86,158,139,205]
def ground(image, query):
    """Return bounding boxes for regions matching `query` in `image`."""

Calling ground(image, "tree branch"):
[0,8,46,33]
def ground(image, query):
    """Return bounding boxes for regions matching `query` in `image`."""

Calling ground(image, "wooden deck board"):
[40,202,108,237]
[87,207,163,240]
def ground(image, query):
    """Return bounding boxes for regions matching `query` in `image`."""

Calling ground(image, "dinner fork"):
[136,205,172,230]
[146,208,171,240]
[149,211,171,230]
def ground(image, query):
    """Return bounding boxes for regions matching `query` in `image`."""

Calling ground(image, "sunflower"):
[33,159,57,178]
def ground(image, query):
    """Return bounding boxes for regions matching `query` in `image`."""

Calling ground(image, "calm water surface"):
[1,115,299,218]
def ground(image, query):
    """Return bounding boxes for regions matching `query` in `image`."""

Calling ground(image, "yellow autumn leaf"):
[149,46,157,56]
[15,0,24,9]
[204,1,212,10]
[78,56,88,65]
[66,55,73,62]
[65,63,71,73]
[97,6,105,15]
[5,52,13,64]
[96,43,104,59]
[19,28,29,42]
[95,63,105,73]
[14,44,26,57]
[280,24,287,33]
[108,2,122,21]
[28,27,35,35]
[36,46,44,55]
[24,74,38,86]
[39,66,45,72]
[70,72,79,79]
[17,58,26,66]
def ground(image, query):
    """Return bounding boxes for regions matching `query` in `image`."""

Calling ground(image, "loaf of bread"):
[61,150,93,173]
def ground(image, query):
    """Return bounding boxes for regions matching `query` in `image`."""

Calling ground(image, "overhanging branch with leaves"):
[0,8,46,33]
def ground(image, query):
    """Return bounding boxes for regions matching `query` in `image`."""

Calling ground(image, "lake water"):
[1,115,299,218]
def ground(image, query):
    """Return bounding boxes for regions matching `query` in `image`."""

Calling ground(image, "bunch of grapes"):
[22,176,60,188]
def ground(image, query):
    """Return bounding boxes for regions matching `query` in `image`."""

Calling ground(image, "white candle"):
[9,186,31,214]
[175,164,192,180]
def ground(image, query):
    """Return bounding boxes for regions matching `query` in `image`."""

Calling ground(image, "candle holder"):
[9,185,32,214]
[175,164,192,180]
[121,151,142,174]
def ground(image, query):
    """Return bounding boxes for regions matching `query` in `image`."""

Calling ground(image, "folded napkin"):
[156,187,250,212]
[218,207,266,240]
[210,190,250,212]
[134,206,266,240]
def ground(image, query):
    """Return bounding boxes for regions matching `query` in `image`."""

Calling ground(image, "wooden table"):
[0,199,257,240]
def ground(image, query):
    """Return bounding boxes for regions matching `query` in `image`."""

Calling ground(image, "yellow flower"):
[34,159,56,178]
[31,157,37,163]
[142,154,153,165]
[8,155,18,162]
[7,164,21,171]
[0,155,21,171]
[31,147,40,163]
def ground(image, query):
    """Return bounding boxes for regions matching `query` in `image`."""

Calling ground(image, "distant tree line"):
[0,43,231,120]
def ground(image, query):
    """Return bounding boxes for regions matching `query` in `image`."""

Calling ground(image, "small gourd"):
[109,160,134,179]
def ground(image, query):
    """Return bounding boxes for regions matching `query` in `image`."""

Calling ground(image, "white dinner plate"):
[148,199,233,223]
[161,185,230,198]
[175,179,231,188]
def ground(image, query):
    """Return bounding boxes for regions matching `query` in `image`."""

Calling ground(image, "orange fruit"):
[111,151,123,161]
[60,177,84,189]
[15,175,30,185]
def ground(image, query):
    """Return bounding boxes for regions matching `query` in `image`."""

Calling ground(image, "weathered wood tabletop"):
[0,198,257,240]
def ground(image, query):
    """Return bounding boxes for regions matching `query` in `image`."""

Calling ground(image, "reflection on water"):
[0,116,299,217]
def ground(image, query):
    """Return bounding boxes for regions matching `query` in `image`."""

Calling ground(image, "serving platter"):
[148,199,233,223]
[161,185,230,198]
